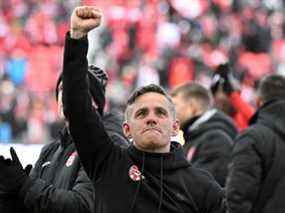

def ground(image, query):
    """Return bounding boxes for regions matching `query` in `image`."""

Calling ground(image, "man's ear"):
[171,119,180,136]
[188,98,201,117]
[123,122,132,139]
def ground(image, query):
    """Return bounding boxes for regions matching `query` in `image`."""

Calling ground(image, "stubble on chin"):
[140,136,166,151]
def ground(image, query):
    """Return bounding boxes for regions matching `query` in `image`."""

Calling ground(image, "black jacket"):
[103,110,130,148]
[0,127,95,213]
[0,193,24,213]
[62,33,224,213]
[0,110,129,213]
[0,133,94,213]
[205,109,237,140]
[20,128,95,213]
[182,109,235,186]
[226,100,285,213]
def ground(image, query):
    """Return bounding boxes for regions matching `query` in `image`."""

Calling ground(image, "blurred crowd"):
[1,0,285,144]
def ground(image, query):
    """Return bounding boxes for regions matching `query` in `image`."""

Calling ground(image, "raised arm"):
[62,6,115,180]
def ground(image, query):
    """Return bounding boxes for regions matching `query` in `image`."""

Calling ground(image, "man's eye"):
[135,110,147,118]
[156,109,167,117]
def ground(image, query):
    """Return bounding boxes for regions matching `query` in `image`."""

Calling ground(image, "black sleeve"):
[191,130,233,187]
[226,133,262,213]
[62,33,119,180]
[20,167,94,213]
[0,193,26,213]
[205,182,226,213]
[29,142,58,179]
[192,169,225,213]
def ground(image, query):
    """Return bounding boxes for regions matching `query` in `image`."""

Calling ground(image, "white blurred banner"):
[0,144,43,167]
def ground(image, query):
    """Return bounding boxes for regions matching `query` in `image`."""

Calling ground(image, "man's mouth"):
[142,128,161,134]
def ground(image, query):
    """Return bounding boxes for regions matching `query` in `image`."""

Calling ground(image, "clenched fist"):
[70,6,102,39]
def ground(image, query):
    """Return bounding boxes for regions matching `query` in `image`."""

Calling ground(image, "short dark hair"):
[171,82,213,111]
[125,84,176,121]
[258,74,285,103]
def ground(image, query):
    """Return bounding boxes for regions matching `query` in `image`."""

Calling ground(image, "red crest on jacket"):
[66,151,78,167]
[129,165,142,181]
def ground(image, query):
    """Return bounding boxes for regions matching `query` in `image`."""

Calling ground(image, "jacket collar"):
[59,127,73,148]
[127,143,190,174]
[182,109,217,136]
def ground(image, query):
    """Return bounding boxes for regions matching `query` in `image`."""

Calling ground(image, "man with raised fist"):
[0,6,129,213]
[62,6,225,213]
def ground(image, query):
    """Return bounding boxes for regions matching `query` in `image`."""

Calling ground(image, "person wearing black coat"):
[226,74,285,213]
[171,82,236,187]
[0,56,129,213]
[61,6,225,213]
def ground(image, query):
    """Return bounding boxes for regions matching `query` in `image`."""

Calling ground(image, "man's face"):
[123,92,179,153]
[172,93,195,126]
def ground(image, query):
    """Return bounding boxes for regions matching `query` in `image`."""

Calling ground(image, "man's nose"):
[146,113,158,126]
[146,119,157,126]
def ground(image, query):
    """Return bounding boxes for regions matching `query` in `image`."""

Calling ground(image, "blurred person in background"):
[0,76,16,143]
[226,74,285,213]
[211,63,255,131]
[0,64,129,213]
[171,82,236,186]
